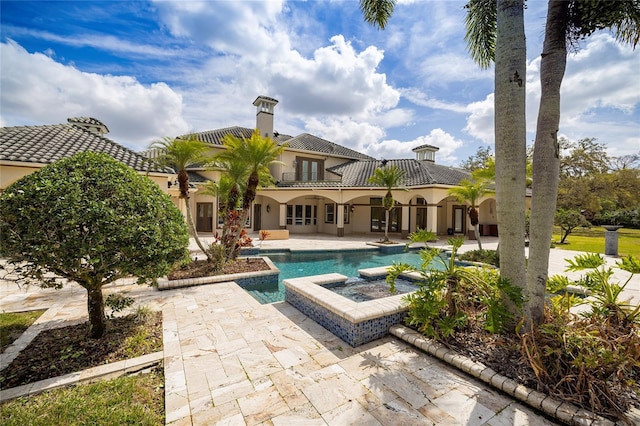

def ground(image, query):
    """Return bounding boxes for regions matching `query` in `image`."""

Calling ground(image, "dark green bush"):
[458,249,500,267]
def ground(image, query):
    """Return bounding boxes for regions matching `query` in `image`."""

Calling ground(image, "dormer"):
[253,95,279,139]
[412,144,439,163]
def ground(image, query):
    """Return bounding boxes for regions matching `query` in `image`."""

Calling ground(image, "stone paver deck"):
[2,234,638,425]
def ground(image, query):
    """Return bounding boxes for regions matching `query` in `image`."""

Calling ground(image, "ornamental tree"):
[0,152,189,338]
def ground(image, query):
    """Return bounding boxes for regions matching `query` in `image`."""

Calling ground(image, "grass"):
[0,367,164,426]
[552,226,640,257]
[1,309,162,389]
[0,310,46,352]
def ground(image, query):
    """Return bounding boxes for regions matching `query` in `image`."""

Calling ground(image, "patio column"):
[401,205,409,239]
[279,204,286,229]
[337,203,345,237]
[427,204,438,234]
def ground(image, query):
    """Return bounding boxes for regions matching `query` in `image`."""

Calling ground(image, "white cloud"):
[526,33,640,154]
[463,94,494,144]
[305,116,386,154]
[401,87,469,113]
[368,129,464,165]
[0,40,189,150]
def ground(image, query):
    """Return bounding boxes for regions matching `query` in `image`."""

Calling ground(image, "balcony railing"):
[280,172,342,183]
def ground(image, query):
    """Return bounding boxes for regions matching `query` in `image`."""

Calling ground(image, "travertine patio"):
[2,234,638,425]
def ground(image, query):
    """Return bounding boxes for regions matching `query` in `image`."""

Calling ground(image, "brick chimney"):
[253,96,278,139]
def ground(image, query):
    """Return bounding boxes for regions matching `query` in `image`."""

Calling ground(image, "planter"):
[157,257,280,290]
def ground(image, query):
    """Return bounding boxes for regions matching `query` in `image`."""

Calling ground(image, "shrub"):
[458,249,500,267]
[521,253,640,419]
[388,237,522,338]
[0,152,189,338]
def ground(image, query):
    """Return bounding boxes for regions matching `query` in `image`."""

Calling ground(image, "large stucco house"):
[167,96,501,240]
[0,97,504,240]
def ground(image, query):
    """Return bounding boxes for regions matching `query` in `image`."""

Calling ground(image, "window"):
[296,157,324,181]
[325,204,335,223]
[370,197,401,232]
[286,205,293,225]
[305,205,312,225]
[343,205,350,224]
[295,205,303,225]
[453,206,465,233]
[313,206,318,225]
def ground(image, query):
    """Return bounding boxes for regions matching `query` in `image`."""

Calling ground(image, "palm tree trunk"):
[474,224,483,250]
[184,195,211,260]
[384,209,390,242]
[526,0,568,327]
[495,0,527,316]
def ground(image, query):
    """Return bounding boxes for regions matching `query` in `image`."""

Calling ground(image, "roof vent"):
[412,144,439,162]
[67,117,109,135]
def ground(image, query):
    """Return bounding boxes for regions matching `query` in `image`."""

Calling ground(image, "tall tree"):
[460,146,494,172]
[149,135,213,260]
[448,179,489,249]
[368,164,407,242]
[362,0,527,315]
[214,130,285,259]
[466,0,527,307]
[526,0,640,325]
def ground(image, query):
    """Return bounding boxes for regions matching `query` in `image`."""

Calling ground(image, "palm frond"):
[464,0,497,69]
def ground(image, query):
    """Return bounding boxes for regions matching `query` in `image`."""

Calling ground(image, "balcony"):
[280,172,342,183]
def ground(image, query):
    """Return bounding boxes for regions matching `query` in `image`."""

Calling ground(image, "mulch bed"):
[0,311,162,390]
[168,257,270,280]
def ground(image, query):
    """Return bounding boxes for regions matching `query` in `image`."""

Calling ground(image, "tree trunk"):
[495,0,527,316]
[87,285,106,338]
[474,224,483,250]
[526,0,568,326]
[384,209,390,242]
[184,195,211,260]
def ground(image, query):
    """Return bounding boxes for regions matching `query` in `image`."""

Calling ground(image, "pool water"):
[324,278,418,302]
[240,249,427,304]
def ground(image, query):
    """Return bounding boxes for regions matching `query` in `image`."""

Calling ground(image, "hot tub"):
[283,267,420,347]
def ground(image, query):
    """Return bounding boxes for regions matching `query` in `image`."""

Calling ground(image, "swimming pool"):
[239,249,427,304]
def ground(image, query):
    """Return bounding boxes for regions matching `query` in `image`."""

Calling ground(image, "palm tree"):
[448,179,489,249]
[466,0,527,316]
[525,0,640,325]
[214,129,285,259]
[149,135,212,259]
[368,164,406,243]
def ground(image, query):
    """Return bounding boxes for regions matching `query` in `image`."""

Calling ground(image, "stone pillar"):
[337,204,345,237]
[401,205,410,239]
[279,204,287,229]
[427,204,438,234]
[604,226,622,256]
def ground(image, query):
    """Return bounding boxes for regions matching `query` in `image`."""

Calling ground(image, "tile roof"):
[323,159,471,187]
[189,126,292,146]
[188,127,371,160]
[284,133,374,160]
[1,122,169,173]
[412,143,439,152]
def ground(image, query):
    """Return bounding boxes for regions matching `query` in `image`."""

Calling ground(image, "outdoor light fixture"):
[266,204,271,213]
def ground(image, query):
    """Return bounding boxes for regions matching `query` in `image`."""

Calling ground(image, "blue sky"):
[1,0,638,166]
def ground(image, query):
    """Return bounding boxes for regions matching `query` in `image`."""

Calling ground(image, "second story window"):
[297,157,324,181]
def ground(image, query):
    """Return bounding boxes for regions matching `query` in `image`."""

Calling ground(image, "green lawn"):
[0,367,164,426]
[552,226,640,257]
[0,310,45,352]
